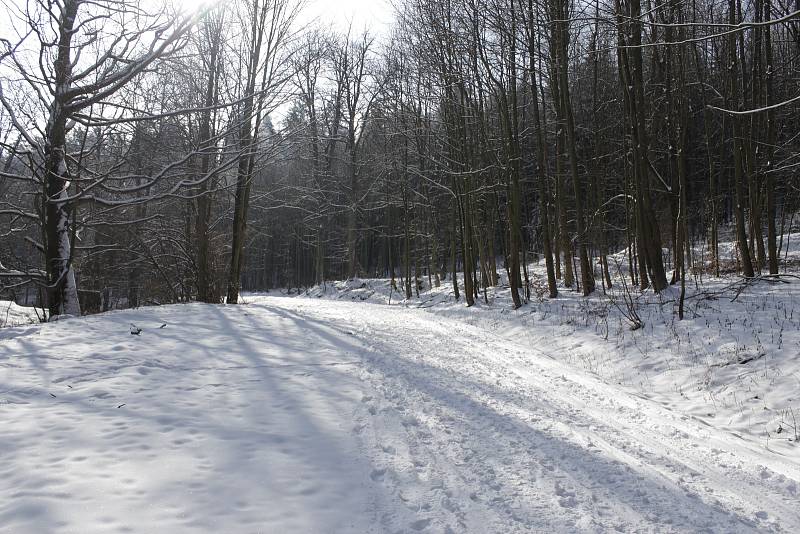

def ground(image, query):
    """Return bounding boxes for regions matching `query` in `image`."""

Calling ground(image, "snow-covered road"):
[1,297,798,533]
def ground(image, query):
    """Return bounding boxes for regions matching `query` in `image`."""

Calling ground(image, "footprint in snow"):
[554,481,578,508]
[401,416,420,427]
[409,518,431,531]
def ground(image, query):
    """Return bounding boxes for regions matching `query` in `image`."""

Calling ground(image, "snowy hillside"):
[0,300,43,328]
[2,295,799,532]
[302,267,800,458]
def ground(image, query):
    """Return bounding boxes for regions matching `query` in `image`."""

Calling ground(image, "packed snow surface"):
[2,296,799,533]
[0,300,42,328]
[306,273,800,453]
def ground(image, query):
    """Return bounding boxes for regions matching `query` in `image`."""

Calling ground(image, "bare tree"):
[0,0,203,316]
[226,0,301,304]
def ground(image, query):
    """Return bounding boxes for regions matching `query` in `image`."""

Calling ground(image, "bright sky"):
[173,0,393,33]
[306,0,393,33]
[168,0,393,125]
[0,0,394,42]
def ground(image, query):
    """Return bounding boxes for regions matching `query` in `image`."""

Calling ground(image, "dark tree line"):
[2,0,799,319]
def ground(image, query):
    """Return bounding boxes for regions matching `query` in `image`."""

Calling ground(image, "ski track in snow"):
[1,296,798,533]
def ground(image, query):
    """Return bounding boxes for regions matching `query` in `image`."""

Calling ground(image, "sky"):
[0,1,392,39]
[0,0,394,130]
[305,0,393,33]
[172,0,394,33]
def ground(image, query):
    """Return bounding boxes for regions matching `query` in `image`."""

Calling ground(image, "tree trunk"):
[44,0,81,318]
[727,0,755,277]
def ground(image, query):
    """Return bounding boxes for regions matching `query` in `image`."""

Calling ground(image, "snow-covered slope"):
[303,270,800,458]
[0,300,42,328]
[1,297,798,532]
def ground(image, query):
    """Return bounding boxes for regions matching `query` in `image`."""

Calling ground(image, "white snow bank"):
[3,297,798,532]
[0,303,375,533]
[0,300,43,328]
[300,265,800,458]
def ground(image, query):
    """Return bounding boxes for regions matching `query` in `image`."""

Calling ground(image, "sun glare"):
[165,0,219,14]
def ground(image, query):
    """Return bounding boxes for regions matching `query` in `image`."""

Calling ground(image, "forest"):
[1,0,798,319]
[3,2,800,532]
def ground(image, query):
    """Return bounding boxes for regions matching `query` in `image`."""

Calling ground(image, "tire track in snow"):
[271,297,799,533]
[484,334,800,532]
[357,328,746,533]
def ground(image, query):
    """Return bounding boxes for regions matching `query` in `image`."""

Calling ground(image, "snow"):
[0,300,43,328]
[303,264,800,457]
[2,294,799,532]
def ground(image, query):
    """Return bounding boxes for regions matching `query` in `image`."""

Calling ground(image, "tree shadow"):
[260,299,770,533]
[0,302,391,533]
